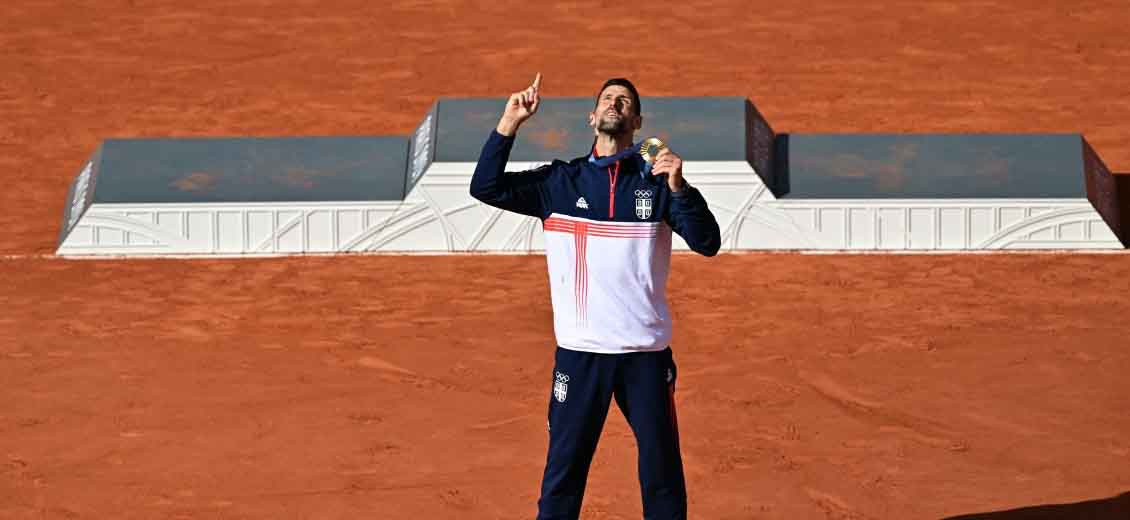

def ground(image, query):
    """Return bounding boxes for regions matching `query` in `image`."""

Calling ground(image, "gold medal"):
[638,137,667,164]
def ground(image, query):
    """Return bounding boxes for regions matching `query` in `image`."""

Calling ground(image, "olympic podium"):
[55,97,1128,257]
[752,134,1123,250]
[56,136,413,256]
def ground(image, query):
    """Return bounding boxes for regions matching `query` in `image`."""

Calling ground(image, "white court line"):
[10,249,1129,261]
[0,254,56,260]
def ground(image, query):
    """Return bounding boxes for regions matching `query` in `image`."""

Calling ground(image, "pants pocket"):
[666,349,677,393]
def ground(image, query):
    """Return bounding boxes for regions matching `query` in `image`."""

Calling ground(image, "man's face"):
[589,85,641,136]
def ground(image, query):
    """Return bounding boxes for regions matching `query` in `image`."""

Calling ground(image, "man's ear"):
[587,111,596,127]
[633,114,643,131]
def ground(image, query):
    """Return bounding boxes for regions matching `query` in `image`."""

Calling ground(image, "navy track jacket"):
[470,130,720,353]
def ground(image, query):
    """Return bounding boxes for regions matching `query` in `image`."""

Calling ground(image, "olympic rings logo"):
[634,189,653,198]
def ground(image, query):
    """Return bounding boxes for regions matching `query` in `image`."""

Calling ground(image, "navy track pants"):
[536,346,686,520]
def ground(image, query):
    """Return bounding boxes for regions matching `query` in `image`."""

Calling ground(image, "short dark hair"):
[595,78,641,115]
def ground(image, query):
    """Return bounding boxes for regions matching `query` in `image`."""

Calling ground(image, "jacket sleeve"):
[664,183,721,256]
[468,130,552,219]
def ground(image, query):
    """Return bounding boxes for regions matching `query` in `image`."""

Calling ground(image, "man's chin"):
[597,121,627,135]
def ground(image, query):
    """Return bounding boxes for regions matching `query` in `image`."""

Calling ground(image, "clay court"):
[3,1,1130,518]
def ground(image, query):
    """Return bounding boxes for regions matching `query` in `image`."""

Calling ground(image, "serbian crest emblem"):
[634,189,653,220]
[553,371,570,403]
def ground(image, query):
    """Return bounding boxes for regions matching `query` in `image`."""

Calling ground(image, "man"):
[469,74,720,520]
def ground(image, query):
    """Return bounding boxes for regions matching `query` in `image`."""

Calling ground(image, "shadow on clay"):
[943,491,1130,519]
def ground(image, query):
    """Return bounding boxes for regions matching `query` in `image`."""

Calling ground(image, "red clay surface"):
[3,1,1130,518]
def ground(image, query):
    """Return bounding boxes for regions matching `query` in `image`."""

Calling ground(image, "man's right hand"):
[497,73,541,136]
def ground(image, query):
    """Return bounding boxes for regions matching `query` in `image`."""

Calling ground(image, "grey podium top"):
[91,136,410,204]
[779,134,1089,198]
[430,97,750,162]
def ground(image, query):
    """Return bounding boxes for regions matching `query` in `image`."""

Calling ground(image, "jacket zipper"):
[607,161,620,219]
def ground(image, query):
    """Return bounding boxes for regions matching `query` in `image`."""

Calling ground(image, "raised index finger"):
[532,73,542,91]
